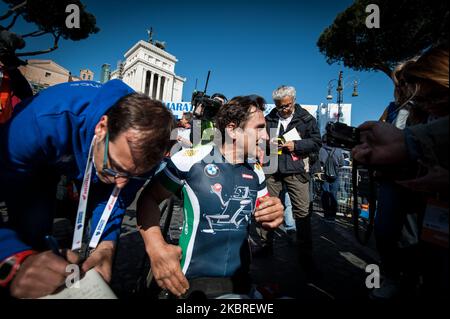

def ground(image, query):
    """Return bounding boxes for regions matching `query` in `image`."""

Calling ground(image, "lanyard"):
[276,120,282,137]
[71,136,122,252]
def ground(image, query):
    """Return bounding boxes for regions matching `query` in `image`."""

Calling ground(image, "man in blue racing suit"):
[0,80,174,298]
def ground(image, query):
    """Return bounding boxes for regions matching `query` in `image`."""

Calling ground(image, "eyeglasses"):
[276,103,292,111]
[275,99,294,111]
[102,132,151,181]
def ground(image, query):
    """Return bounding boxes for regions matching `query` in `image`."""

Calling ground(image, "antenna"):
[194,78,198,91]
[147,27,154,44]
[204,70,211,93]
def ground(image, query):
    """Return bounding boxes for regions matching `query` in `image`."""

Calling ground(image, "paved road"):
[108,199,380,299]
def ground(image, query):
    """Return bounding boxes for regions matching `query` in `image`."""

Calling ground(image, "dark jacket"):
[265,104,321,178]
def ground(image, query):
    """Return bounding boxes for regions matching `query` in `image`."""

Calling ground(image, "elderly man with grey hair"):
[262,85,321,272]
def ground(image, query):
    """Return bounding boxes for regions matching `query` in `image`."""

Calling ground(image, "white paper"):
[39,269,117,299]
[283,128,302,141]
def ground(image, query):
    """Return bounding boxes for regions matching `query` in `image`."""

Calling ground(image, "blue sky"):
[1,0,395,126]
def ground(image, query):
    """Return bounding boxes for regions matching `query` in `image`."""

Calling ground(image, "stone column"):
[156,74,162,101]
[140,68,147,93]
[131,70,136,90]
[135,66,144,93]
[144,70,151,96]
[159,76,165,101]
[163,78,170,101]
[149,71,155,98]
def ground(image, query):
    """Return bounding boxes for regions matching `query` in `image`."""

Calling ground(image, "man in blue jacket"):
[0,80,174,298]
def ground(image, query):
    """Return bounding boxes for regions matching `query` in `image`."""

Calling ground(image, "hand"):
[10,250,79,299]
[254,196,284,229]
[147,241,189,297]
[282,141,295,152]
[81,240,115,283]
[269,137,280,146]
[178,137,192,147]
[352,121,408,165]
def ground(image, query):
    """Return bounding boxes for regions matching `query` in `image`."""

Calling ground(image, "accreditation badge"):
[421,198,449,248]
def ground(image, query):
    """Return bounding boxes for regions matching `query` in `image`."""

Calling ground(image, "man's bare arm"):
[136,181,172,231]
[136,182,189,296]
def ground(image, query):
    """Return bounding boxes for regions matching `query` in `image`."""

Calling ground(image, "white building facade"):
[110,40,185,102]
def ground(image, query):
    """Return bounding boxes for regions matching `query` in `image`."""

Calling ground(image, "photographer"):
[353,47,448,193]
[368,59,428,299]
[0,30,33,124]
[210,93,227,106]
[190,92,227,146]
[353,46,448,298]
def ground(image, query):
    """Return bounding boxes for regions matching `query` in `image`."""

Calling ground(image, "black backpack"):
[324,148,338,182]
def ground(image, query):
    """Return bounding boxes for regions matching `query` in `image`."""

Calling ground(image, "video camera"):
[191,90,222,121]
[325,122,361,151]
[190,70,223,121]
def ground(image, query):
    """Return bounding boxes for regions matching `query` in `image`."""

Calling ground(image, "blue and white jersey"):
[158,144,268,279]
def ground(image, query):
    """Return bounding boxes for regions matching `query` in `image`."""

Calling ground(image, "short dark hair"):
[106,93,175,171]
[182,112,193,122]
[215,95,266,144]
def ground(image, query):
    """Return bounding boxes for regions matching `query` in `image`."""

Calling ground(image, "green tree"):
[317,0,448,78]
[1,0,99,65]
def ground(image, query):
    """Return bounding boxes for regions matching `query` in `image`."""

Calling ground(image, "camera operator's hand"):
[352,121,408,165]
[10,250,79,299]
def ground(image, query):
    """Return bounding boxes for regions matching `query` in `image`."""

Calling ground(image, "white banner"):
[165,101,352,134]
[165,102,193,119]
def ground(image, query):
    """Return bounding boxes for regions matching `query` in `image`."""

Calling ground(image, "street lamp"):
[326,71,359,123]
